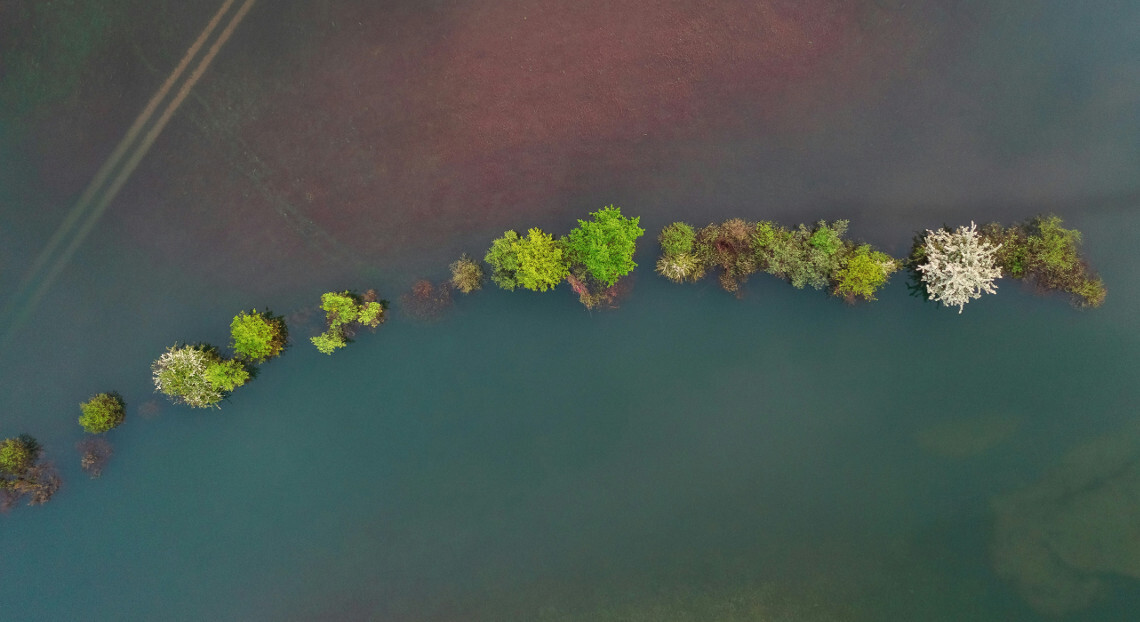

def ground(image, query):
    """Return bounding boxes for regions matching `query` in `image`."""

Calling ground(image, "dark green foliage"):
[312,290,387,354]
[764,220,850,290]
[983,215,1106,308]
[230,310,288,363]
[662,218,898,301]
[449,255,484,294]
[694,218,759,292]
[78,392,126,434]
[484,231,523,290]
[564,206,644,287]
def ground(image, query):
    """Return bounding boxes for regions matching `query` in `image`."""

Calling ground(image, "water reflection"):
[993,420,1140,615]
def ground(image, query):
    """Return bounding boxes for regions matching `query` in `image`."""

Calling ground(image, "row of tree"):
[651,214,1105,311]
[2,210,1106,513]
[1,290,386,512]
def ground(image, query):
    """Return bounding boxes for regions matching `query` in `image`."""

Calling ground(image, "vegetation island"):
[0,208,1106,514]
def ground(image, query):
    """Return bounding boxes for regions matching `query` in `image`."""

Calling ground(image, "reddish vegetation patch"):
[399,279,453,321]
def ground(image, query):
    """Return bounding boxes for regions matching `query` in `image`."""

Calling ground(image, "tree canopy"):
[230,310,288,363]
[152,344,249,408]
[511,228,569,292]
[311,291,386,354]
[484,231,522,290]
[564,206,645,287]
[78,392,126,434]
[832,244,900,301]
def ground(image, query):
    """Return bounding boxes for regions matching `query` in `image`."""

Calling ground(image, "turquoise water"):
[2,1,1140,620]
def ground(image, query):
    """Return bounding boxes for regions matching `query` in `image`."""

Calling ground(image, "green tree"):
[484,231,522,290]
[0,434,59,509]
[310,331,347,355]
[764,220,850,290]
[513,228,569,292]
[152,344,246,408]
[564,206,645,287]
[229,310,288,363]
[449,255,484,293]
[311,290,387,354]
[78,392,126,434]
[832,245,900,301]
[659,222,696,257]
[0,435,39,476]
[204,359,251,392]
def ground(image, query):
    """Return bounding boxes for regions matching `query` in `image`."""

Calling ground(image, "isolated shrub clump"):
[152,343,250,408]
[449,255,484,294]
[229,309,288,363]
[916,221,1002,313]
[311,290,387,354]
[982,215,1106,308]
[78,392,126,434]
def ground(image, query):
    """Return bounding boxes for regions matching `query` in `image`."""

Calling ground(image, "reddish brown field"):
[42,0,943,291]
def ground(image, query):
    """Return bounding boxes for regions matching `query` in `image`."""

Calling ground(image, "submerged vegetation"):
[1,434,60,511]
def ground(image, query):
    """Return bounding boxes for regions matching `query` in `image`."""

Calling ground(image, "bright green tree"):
[512,228,569,292]
[230,310,288,363]
[78,392,126,434]
[484,231,522,290]
[832,244,900,301]
[204,359,251,392]
[564,206,645,286]
[311,291,387,354]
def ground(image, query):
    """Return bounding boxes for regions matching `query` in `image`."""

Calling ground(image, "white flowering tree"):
[917,222,1002,313]
[152,344,248,408]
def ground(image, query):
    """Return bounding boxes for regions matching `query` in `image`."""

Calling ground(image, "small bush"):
[832,245,900,302]
[311,290,387,354]
[230,310,288,363]
[449,255,484,293]
[78,392,126,434]
[659,222,696,257]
